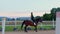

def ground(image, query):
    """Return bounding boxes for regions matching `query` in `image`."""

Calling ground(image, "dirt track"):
[0,30,55,34]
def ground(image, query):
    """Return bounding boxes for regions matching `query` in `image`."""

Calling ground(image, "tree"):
[57,7,60,11]
[51,7,60,21]
[43,13,52,21]
[51,8,57,21]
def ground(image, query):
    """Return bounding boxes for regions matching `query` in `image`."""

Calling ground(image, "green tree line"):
[42,7,60,21]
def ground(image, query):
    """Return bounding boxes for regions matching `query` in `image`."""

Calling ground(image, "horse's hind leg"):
[24,25,28,32]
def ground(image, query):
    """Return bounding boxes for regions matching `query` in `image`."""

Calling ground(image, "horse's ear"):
[35,16,41,19]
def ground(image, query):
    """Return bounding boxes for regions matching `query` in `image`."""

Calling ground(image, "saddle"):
[31,20,36,25]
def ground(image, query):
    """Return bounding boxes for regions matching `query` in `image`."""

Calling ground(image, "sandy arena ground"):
[0,30,55,34]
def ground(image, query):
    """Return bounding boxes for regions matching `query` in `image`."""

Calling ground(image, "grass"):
[0,25,55,31]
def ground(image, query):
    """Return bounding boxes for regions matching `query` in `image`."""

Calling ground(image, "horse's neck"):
[35,21,38,24]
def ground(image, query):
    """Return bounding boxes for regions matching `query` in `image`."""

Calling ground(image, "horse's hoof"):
[25,31,28,32]
[35,31,37,32]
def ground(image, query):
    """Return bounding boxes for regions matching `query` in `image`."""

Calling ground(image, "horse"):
[21,17,43,32]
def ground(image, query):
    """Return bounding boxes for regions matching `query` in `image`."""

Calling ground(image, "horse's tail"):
[21,21,25,30]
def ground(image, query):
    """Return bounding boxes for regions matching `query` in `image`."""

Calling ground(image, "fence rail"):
[0,21,56,28]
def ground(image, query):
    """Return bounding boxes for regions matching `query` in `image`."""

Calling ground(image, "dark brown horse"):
[21,12,43,32]
[21,17,43,32]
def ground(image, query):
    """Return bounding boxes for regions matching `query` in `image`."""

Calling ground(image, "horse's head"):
[35,16,43,23]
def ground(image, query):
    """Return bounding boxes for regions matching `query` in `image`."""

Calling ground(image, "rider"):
[31,12,36,25]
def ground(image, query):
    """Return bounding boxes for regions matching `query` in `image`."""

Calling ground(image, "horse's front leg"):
[34,25,37,32]
[24,25,28,32]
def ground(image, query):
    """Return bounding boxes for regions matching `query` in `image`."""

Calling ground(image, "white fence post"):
[53,19,54,28]
[41,23,43,27]
[2,17,6,34]
[15,18,16,28]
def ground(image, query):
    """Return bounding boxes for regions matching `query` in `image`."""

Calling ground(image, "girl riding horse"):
[21,12,43,32]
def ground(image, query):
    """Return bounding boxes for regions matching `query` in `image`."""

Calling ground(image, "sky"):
[0,0,60,17]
